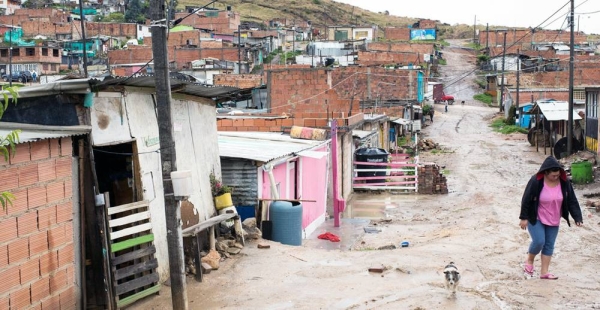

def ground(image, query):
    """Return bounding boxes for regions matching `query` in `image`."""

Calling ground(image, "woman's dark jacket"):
[520,156,583,226]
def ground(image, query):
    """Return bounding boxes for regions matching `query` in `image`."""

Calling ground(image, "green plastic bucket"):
[571,161,593,184]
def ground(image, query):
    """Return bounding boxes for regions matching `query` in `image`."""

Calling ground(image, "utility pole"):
[486,23,489,50]
[516,48,520,126]
[149,0,187,309]
[500,31,507,113]
[8,27,12,87]
[473,15,477,44]
[567,0,575,154]
[238,24,242,74]
[78,0,88,77]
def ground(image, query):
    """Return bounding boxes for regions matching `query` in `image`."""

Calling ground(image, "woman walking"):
[519,156,583,279]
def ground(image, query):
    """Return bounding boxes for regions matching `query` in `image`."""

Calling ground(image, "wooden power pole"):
[149,0,188,309]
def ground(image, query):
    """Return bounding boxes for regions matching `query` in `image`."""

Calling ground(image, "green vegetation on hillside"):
[473,93,493,104]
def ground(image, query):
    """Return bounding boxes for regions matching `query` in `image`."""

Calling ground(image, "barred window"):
[574,90,585,101]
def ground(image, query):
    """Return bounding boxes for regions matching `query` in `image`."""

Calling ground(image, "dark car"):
[1,71,32,83]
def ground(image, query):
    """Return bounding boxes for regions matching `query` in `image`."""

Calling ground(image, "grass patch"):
[438,58,447,65]
[490,119,528,134]
[473,93,493,105]
[475,78,486,89]
[442,169,450,175]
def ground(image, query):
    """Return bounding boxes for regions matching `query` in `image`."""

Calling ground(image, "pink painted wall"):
[299,146,328,228]
[261,161,290,202]
[260,145,329,229]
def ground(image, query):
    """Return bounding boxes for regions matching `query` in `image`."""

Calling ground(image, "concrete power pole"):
[149,0,188,309]
[567,0,575,154]
[499,31,507,113]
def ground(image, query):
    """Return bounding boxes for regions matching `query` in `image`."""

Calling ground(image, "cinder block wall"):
[0,137,75,309]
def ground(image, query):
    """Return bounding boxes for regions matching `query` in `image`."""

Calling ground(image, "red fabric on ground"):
[318,232,340,242]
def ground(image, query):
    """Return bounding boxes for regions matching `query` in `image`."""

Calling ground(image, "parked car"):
[1,71,32,83]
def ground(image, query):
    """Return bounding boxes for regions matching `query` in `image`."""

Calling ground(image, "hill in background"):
[177,0,483,39]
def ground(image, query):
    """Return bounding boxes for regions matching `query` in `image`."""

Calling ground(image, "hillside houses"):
[4,2,600,308]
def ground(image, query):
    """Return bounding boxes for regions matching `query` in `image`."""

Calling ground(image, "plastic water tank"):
[270,201,303,246]
[355,147,389,183]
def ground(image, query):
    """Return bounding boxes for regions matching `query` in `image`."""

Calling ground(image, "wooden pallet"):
[104,197,160,309]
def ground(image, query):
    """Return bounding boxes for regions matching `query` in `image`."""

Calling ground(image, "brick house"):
[0,45,63,75]
[0,130,86,309]
[2,76,243,308]
[174,9,240,34]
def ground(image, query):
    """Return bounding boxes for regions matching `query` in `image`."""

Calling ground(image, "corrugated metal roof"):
[392,119,411,125]
[537,101,582,121]
[98,76,241,98]
[0,76,246,102]
[352,130,376,139]
[0,122,91,144]
[218,132,328,163]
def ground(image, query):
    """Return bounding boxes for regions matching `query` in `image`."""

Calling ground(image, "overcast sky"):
[333,0,600,35]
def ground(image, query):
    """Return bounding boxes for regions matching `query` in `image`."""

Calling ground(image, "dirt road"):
[132,43,600,310]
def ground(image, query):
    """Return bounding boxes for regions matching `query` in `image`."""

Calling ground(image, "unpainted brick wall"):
[108,46,241,68]
[0,137,76,310]
[479,30,588,48]
[267,67,417,115]
[213,74,263,88]
[382,28,411,41]
[356,51,423,66]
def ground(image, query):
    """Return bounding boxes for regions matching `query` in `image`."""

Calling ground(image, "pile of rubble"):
[418,138,440,151]
[185,217,263,275]
[558,150,597,168]
[418,163,448,194]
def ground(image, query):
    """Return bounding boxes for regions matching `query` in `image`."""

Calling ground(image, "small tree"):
[0,87,19,210]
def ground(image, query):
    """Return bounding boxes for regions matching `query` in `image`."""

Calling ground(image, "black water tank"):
[325,57,335,67]
[355,147,389,184]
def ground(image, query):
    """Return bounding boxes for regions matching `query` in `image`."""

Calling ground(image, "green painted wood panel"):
[111,234,154,253]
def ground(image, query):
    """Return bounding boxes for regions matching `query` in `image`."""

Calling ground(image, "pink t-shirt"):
[538,182,563,226]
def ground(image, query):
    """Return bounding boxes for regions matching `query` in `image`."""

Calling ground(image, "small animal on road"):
[443,262,461,297]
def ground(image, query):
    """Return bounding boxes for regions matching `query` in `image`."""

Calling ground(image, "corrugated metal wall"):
[221,158,258,207]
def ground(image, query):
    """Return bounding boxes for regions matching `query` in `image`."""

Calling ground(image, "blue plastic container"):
[235,205,255,221]
[269,201,303,246]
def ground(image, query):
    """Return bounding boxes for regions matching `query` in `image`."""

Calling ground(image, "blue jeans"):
[528,221,559,256]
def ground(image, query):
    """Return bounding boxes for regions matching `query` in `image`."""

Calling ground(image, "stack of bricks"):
[0,137,75,309]
[418,163,448,194]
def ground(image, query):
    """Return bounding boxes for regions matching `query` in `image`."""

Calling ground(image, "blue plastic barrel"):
[270,201,303,246]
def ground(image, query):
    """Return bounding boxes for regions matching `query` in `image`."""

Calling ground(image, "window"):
[0,50,6,57]
[42,48,48,56]
[574,90,585,102]
[51,64,56,71]
[53,49,59,57]
[587,91,598,118]
[43,64,48,70]
[25,48,35,56]
[139,25,142,31]
[12,48,20,56]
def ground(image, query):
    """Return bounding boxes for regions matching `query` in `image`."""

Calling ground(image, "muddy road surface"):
[131,42,600,310]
